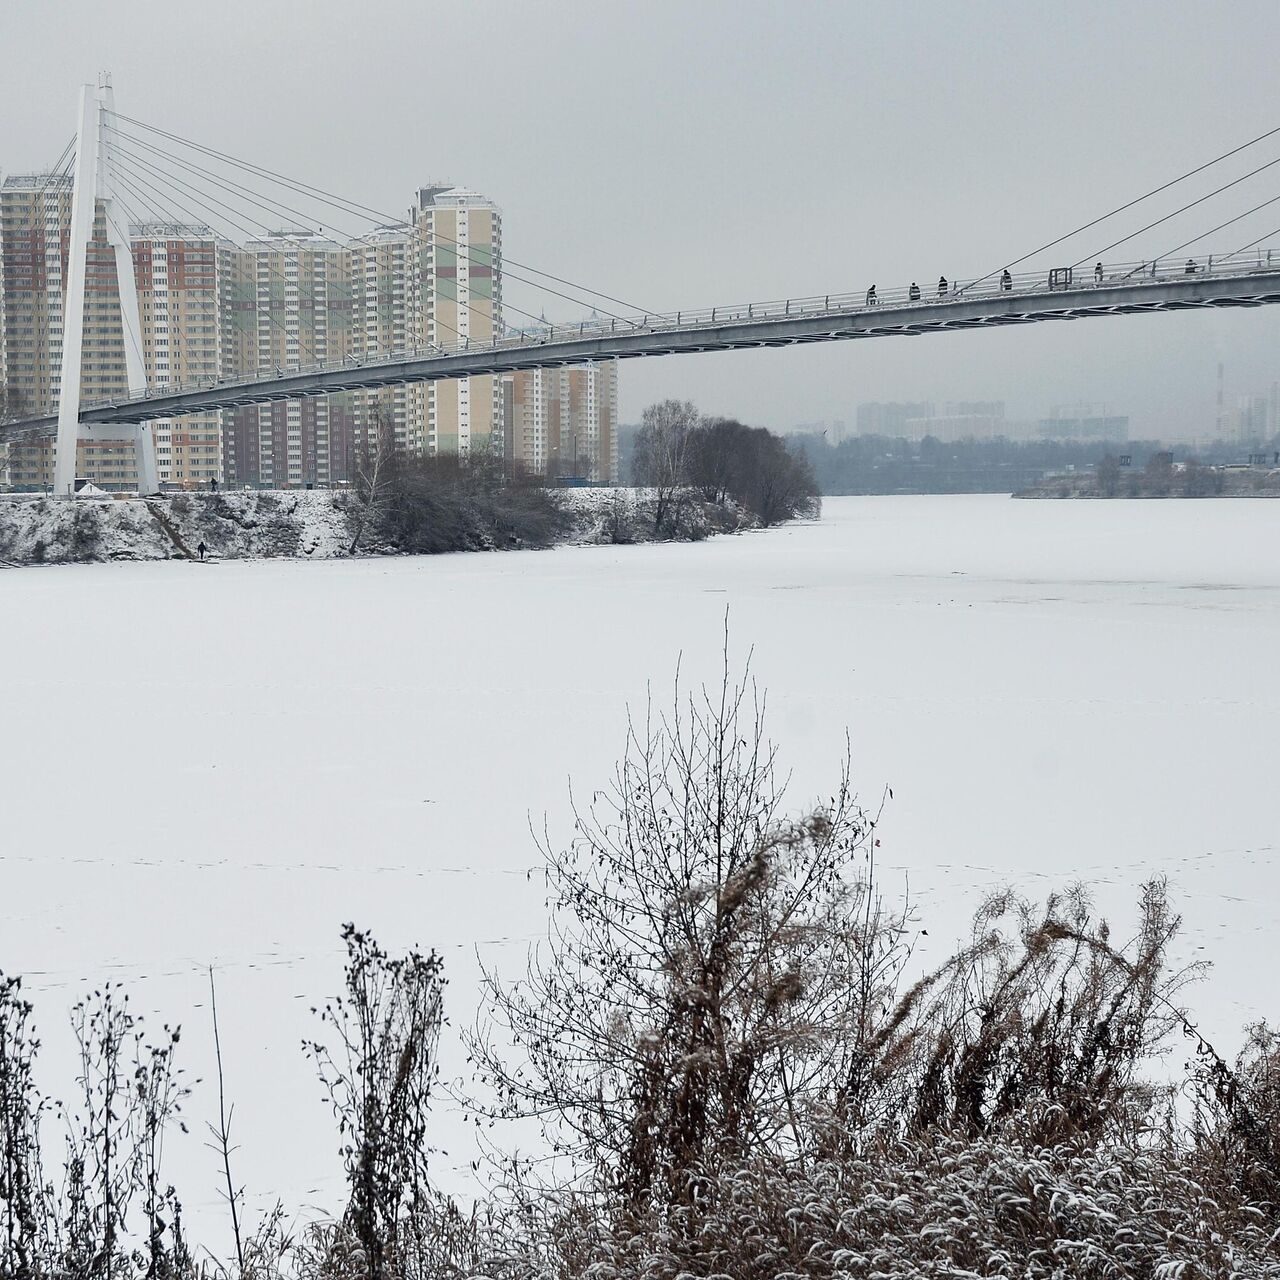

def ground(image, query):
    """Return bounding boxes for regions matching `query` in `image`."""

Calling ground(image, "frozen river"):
[2,493,1278,1239]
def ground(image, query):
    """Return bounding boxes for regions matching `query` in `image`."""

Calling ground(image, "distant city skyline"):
[789,372,1280,445]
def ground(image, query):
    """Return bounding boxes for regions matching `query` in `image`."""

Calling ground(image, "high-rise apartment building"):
[348,224,415,460]
[1,172,617,490]
[220,232,351,488]
[0,172,141,488]
[409,186,502,457]
[132,222,222,486]
[503,360,619,482]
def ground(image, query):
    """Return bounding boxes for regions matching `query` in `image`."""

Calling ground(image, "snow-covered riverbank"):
[0,486,750,565]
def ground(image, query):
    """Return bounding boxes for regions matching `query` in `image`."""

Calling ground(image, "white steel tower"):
[53,77,157,497]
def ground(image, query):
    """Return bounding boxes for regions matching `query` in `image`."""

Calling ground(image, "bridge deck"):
[6,258,1280,442]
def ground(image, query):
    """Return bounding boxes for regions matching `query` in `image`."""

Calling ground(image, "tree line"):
[3,655,1279,1277]
[795,429,1280,496]
[632,400,821,533]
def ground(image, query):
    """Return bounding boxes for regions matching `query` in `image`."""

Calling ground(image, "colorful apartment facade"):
[409,185,503,458]
[348,224,416,461]
[133,222,221,486]
[0,173,137,489]
[503,359,619,483]
[219,232,352,489]
[2,174,622,489]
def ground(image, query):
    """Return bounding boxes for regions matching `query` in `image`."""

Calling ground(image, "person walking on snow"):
[197,541,207,561]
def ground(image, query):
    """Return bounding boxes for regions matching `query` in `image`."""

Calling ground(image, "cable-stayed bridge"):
[6,80,1280,490]
[4,253,1280,444]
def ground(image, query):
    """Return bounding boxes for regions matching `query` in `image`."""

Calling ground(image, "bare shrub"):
[303,925,446,1280]
[57,984,191,1278]
[846,879,1201,1149]
[555,1131,1280,1280]
[375,451,569,555]
[69,506,102,558]
[0,974,53,1277]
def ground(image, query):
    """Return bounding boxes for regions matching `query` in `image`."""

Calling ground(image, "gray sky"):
[3,0,1280,437]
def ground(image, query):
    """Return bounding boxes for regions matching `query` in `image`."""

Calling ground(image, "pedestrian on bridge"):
[866,284,877,305]
[909,281,921,301]
[938,275,948,297]
[1001,269,1012,291]
[1185,258,1198,274]
[1094,262,1103,284]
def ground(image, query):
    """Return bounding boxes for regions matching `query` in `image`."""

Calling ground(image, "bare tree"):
[1096,453,1122,497]
[348,404,399,555]
[737,429,820,526]
[468,643,906,1215]
[684,416,742,505]
[632,399,698,535]
[206,968,245,1276]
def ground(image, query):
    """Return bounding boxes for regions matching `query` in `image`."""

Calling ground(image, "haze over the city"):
[4,0,1280,438]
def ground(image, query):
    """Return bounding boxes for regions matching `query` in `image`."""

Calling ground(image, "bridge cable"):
[104,163,324,461]
[1068,152,1280,270]
[110,148,480,438]
[108,157,328,367]
[1229,221,1280,259]
[108,125,644,337]
[105,110,658,316]
[106,115,657,320]
[111,140,407,361]
[1150,190,1280,266]
[33,137,75,199]
[109,133,596,335]
[107,147,496,373]
[23,142,77,293]
[957,122,1280,295]
[107,152,490,426]
[109,155,326,364]
[111,149,461,372]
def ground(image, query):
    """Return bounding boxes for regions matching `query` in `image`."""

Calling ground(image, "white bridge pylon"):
[54,77,158,498]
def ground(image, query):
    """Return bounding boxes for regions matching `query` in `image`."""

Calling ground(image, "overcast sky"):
[4,0,1280,437]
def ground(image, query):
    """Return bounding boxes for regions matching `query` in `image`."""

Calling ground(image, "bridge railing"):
[75,247,1280,415]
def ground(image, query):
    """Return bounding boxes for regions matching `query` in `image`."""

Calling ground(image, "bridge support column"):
[53,77,157,498]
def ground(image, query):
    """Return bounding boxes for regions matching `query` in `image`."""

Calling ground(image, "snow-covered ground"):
[0,486,744,564]
[2,494,1278,1247]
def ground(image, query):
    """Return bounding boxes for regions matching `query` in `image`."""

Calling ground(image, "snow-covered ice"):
[1,494,1278,1243]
